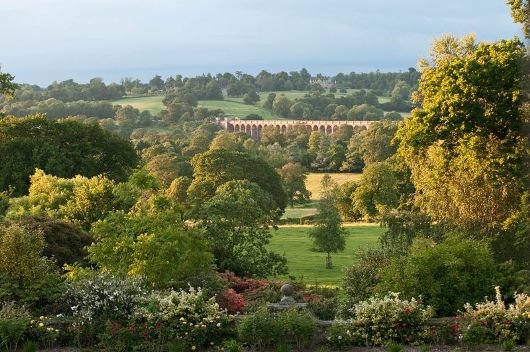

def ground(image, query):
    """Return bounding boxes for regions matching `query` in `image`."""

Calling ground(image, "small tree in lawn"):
[310,175,346,269]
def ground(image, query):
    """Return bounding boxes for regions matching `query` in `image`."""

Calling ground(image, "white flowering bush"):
[329,293,433,346]
[65,272,146,326]
[135,286,234,349]
[461,286,530,344]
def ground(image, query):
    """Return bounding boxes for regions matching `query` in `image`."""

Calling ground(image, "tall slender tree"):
[310,176,346,268]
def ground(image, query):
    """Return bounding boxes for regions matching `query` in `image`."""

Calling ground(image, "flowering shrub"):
[220,272,269,292]
[99,319,164,352]
[135,287,234,350]
[64,272,146,346]
[217,288,245,314]
[27,315,61,349]
[461,286,530,344]
[327,323,356,349]
[329,293,433,346]
[66,272,146,325]
[426,318,461,345]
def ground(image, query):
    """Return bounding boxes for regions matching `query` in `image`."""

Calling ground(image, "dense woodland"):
[0,1,528,350]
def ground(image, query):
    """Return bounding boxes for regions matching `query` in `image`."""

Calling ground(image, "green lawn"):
[112,96,165,115]
[111,95,283,119]
[257,91,312,101]
[268,224,383,286]
[110,92,407,120]
[198,99,283,120]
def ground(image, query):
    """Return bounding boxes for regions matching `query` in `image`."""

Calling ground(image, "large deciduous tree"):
[188,149,287,212]
[278,162,311,208]
[352,161,400,220]
[0,115,138,195]
[8,170,117,230]
[507,0,529,38]
[394,35,528,243]
[194,180,287,277]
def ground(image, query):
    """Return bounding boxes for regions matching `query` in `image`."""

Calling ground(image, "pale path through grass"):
[268,224,382,286]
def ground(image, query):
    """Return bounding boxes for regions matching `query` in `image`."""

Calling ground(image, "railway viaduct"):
[217,118,374,138]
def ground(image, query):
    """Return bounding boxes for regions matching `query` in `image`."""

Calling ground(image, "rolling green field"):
[257,90,313,101]
[110,91,405,118]
[268,224,383,285]
[112,96,283,119]
[198,99,282,120]
[112,96,165,115]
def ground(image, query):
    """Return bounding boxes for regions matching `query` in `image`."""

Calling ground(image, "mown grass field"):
[268,224,383,285]
[112,96,283,119]
[112,96,165,115]
[110,91,405,118]
[198,99,282,120]
[305,172,362,200]
[282,173,362,220]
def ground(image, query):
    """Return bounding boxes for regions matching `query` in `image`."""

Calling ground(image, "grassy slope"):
[112,96,283,120]
[268,224,382,286]
[110,90,407,118]
[198,99,282,120]
[112,96,165,115]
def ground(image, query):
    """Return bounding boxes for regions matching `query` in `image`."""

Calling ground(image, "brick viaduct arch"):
[217,118,374,138]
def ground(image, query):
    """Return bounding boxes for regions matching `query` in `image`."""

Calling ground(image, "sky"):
[0,0,524,85]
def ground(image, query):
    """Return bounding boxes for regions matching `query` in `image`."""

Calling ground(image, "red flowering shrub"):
[220,272,269,292]
[218,288,246,314]
[102,319,164,350]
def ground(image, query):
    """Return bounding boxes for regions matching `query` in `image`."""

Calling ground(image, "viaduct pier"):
[217,118,374,138]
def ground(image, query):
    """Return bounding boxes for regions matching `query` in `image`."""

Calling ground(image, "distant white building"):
[309,77,336,89]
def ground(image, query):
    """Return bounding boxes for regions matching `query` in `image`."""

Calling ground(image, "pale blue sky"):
[0,0,523,85]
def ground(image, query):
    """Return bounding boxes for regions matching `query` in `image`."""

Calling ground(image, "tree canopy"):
[0,69,18,99]
[395,36,528,238]
[188,149,287,211]
[0,115,139,195]
[194,180,287,277]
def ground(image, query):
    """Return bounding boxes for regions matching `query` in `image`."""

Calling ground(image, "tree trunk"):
[326,252,332,269]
